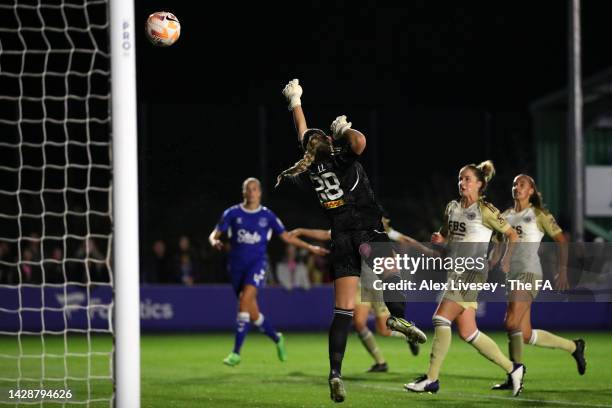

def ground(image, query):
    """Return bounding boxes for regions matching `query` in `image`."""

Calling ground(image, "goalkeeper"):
[278,79,426,403]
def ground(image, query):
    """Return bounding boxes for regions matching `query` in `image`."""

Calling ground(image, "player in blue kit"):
[209,177,328,366]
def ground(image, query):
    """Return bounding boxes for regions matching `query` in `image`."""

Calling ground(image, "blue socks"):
[232,312,251,354]
[233,312,281,355]
[253,313,280,343]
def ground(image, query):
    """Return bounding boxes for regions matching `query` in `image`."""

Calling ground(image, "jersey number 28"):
[311,172,344,201]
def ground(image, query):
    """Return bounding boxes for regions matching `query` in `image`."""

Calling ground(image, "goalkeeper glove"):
[330,115,352,140]
[282,79,302,111]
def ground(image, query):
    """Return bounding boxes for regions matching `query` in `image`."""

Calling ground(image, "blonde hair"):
[462,160,495,194]
[242,177,261,193]
[275,133,331,187]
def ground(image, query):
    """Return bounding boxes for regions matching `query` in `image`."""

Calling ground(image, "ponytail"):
[275,132,331,187]
[462,159,496,194]
[476,160,495,185]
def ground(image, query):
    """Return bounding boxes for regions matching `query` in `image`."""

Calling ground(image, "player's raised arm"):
[331,115,366,155]
[282,79,307,142]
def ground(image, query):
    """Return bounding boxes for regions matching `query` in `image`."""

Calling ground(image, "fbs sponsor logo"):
[448,221,466,233]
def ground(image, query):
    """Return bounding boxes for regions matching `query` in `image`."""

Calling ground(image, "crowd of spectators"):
[0,233,111,285]
[2,231,609,289]
[0,231,332,287]
[140,235,332,287]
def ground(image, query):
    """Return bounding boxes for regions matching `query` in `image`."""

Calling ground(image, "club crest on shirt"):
[236,217,242,224]
[523,216,533,223]
[258,217,268,228]
[466,212,476,221]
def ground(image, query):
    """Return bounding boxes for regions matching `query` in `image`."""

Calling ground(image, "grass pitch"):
[0,331,610,407]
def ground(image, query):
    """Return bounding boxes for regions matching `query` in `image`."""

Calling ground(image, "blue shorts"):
[228,259,267,295]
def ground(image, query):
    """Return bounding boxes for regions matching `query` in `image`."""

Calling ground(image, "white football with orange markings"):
[145,11,180,47]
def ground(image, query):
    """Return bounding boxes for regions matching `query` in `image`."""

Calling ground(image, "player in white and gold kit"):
[406,160,525,397]
[490,174,586,391]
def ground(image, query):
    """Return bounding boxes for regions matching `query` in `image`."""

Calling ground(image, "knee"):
[238,296,254,312]
[335,299,355,310]
[522,329,533,344]
[237,311,250,326]
[353,320,366,332]
[504,314,521,332]
[455,321,478,342]
[458,328,477,342]
[376,319,390,336]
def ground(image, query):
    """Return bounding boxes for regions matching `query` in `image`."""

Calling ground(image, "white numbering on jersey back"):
[253,269,265,285]
[311,172,344,201]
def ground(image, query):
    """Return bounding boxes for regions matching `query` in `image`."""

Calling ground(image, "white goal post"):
[0,0,140,406]
[109,0,140,407]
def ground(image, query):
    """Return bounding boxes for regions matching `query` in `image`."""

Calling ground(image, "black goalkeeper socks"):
[382,273,406,318]
[328,307,353,377]
[385,301,406,319]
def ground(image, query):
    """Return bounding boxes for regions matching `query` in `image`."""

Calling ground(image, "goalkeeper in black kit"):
[276,79,426,403]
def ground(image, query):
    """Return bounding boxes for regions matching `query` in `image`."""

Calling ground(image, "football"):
[145,11,181,47]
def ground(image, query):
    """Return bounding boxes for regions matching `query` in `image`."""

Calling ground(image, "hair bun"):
[477,160,495,182]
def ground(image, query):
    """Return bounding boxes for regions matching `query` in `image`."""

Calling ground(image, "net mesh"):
[0,0,113,405]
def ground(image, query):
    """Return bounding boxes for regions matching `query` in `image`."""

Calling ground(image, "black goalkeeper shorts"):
[330,228,392,280]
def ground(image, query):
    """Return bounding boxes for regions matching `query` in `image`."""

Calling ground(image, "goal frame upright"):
[109,0,141,407]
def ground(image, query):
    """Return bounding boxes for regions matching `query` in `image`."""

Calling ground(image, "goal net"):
[0,0,117,405]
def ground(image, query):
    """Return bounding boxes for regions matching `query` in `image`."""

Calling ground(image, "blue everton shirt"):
[216,204,286,265]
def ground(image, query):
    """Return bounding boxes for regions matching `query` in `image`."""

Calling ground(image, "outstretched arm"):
[289,227,332,242]
[282,79,307,142]
[279,231,329,256]
[331,115,366,155]
[389,229,436,256]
